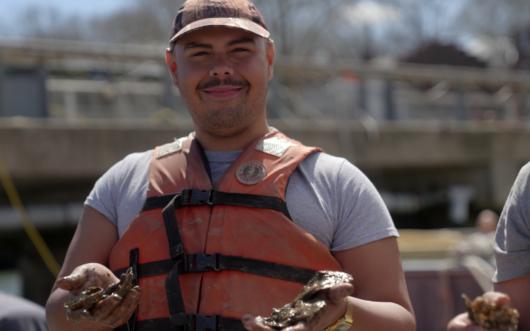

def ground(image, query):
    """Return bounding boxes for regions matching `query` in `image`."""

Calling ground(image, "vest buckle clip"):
[185,253,221,273]
[180,189,213,207]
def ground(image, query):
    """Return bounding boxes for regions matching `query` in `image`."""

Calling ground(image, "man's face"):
[167,27,274,139]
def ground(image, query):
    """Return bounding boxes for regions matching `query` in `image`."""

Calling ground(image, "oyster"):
[107,267,134,299]
[256,271,354,328]
[64,268,135,311]
[462,294,519,331]
[64,286,104,311]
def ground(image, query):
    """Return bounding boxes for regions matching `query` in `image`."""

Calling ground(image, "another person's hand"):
[447,292,510,331]
[56,263,141,328]
[242,282,354,331]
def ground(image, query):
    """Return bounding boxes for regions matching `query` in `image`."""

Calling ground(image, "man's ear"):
[165,49,179,88]
[266,39,275,81]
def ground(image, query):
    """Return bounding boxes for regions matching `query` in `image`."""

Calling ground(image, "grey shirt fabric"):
[85,149,398,252]
[0,292,48,331]
[494,162,530,282]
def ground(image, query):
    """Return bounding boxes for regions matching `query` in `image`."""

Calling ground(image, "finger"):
[328,283,354,304]
[86,294,123,322]
[57,273,87,291]
[100,287,142,328]
[242,315,276,331]
[66,308,91,324]
[448,323,482,331]
[447,313,481,331]
[482,291,511,306]
[284,322,310,331]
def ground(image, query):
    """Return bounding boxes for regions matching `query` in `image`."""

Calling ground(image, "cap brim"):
[169,17,270,45]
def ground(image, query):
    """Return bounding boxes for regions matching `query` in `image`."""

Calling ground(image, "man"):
[455,209,499,263]
[46,1,416,330]
[448,163,530,330]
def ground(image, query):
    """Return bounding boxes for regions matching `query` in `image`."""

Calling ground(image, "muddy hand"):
[56,263,118,293]
[242,283,354,331]
[447,292,511,331]
[66,286,141,328]
[57,263,141,327]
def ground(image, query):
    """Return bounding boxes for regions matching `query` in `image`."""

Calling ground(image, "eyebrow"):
[226,38,256,47]
[184,38,256,50]
[184,43,212,50]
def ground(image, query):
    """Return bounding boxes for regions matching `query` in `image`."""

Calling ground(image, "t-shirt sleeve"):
[332,158,398,252]
[493,162,530,282]
[84,150,153,227]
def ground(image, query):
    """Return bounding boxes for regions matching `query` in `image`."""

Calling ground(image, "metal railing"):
[1,37,529,122]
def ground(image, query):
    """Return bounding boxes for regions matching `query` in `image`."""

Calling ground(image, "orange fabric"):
[109,131,342,322]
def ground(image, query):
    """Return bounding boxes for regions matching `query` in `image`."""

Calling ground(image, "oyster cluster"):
[64,268,134,311]
[463,294,519,331]
[256,271,354,329]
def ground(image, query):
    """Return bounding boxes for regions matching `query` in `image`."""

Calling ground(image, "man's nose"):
[210,59,235,77]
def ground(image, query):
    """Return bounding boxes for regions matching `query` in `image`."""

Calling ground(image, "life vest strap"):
[166,262,188,329]
[142,189,292,220]
[162,194,186,261]
[127,248,139,331]
[112,254,317,284]
[115,315,247,331]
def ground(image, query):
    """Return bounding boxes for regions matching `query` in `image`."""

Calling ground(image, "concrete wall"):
[0,118,529,209]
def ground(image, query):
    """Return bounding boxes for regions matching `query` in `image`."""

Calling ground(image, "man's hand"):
[242,283,354,331]
[56,263,141,329]
[447,292,510,331]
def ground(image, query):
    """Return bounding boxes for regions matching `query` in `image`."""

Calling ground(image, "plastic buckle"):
[180,189,213,207]
[185,253,220,273]
[190,314,219,331]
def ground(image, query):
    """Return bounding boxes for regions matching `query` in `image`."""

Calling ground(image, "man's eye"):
[192,51,208,57]
[233,48,249,53]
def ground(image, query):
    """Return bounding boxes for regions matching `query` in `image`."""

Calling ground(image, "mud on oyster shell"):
[462,294,519,331]
[64,267,135,311]
[256,271,354,329]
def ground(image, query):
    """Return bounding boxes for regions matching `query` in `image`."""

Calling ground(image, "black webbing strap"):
[127,316,247,331]
[113,259,177,279]
[162,194,185,261]
[161,196,188,330]
[128,249,139,331]
[142,189,292,220]
[112,254,317,284]
[166,261,188,330]
[197,142,213,186]
[114,249,139,331]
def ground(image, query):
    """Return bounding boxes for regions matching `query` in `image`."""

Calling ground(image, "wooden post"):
[456,86,468,121]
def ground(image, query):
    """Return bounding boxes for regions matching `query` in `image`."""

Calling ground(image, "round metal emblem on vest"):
[236,161,267,185]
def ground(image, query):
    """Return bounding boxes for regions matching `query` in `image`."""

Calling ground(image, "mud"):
[256,271,353,328]
[64,268,134,311]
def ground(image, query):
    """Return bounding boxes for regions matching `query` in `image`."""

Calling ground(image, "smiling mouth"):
[201,86,245,99]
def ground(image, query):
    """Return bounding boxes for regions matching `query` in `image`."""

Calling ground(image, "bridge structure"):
[1,37,529,220]
[0,38,529,322]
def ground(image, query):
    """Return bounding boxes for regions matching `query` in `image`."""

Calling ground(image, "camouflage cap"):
[169,0,270,47]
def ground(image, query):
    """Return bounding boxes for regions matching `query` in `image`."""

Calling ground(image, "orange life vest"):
[109,131,342,331]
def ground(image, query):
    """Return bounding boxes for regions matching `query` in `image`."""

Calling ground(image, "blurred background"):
[1,0,530,329]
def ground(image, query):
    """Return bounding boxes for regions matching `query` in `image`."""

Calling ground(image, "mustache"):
[198,77,250,90]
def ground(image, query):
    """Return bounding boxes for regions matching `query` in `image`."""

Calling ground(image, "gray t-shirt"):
[494,162,530,282]
[0,292,48,331]
[85,149,397,252]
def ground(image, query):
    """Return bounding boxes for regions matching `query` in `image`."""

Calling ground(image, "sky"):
[0,0,129,35]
